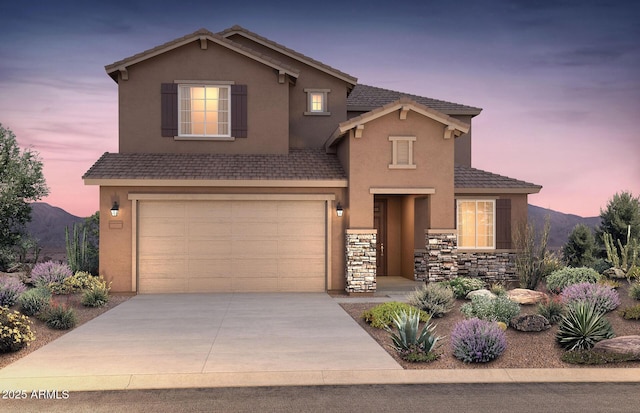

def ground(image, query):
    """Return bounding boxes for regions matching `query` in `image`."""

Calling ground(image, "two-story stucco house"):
[83,26,541,294]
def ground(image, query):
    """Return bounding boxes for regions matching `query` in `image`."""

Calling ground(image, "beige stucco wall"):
[453,115,473,167]
[225,34,350,149]
[117,40,290,154]
[98,185,347,293]
[344,110,456,230]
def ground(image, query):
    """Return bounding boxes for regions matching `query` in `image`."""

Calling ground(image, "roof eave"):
[84,178,348,188]
[455,186,543,195]
[348,105,483,117]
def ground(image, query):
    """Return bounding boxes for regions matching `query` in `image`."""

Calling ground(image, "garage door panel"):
[137,199,326,293]
[187,240,232,256]
[188,221,232,238]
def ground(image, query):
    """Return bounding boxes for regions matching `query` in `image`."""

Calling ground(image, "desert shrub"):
[546,267,601,293]
[556,302,615,351]
[362,302,430,329]
[489,282,507,297]
[386,308,441,362]
[450,318,506,363]
[51,271,108,295]
[447,277,485,298]
[81,283,110,307]
[561,349,635,365]
[597,278,620,289]
[40,302,77,330]
[17,287,51,316]
[30,261,72,290]
[0,276,27,307]
[591,258,612,274]
[536,296,565,324]
[460,294,520,324]
[406,283,455,318]
[619,304,640,320]
[627,265,640,281]
[561,282,620,314]
[629,282,640,300]
[0,307,35,353]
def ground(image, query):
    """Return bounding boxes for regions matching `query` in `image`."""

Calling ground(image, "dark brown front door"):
[373,199,387,276]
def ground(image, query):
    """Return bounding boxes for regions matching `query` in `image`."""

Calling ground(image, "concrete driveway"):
[0,293,401,380]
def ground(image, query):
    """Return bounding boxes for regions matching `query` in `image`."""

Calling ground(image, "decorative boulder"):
[510,314,550,332]
[592,336,640,360]
[603,268,626,279]
[507,288,548,305]
[466,289,496,300]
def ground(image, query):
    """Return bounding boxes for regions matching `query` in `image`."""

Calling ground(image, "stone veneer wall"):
[345,230,377,293]
[457,252,518,283]
[414,231,458,282]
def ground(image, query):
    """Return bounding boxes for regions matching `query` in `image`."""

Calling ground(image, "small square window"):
[304,89,330,115]
[389,136,416,169]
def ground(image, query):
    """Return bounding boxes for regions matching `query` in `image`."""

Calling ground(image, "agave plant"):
[556,301,615,351]
[386,308,441,355]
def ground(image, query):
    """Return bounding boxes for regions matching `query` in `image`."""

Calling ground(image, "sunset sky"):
[1,0,638,218]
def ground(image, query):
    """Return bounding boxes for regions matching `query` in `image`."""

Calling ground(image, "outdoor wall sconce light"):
[336,202,344,217]
[110,201,120,217]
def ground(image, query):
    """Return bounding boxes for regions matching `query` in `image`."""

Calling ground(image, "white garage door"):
[137,200,326,293]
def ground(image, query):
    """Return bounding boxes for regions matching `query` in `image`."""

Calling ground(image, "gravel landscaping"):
[340,282,640,369]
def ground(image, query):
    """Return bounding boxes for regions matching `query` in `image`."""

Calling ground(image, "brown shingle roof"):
[218,25,358,85]
[104,28,299,82]
[348,84,482,116]
[83,149,346,181]
[455,165,542,193]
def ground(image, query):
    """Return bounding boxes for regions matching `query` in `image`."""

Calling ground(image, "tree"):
[596,191,640,253]
[0,124,49,269]
[563,224,596,268]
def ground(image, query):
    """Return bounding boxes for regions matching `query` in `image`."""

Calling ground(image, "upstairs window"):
[179,85,230,137]
[457,199,495,249]
[304,88,330,115]
[388,136,416,169]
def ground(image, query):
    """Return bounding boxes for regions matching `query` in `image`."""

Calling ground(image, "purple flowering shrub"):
[450,318,507,363]
[561,282,620,314]
[0,276,27,307]
[30,261,72,289]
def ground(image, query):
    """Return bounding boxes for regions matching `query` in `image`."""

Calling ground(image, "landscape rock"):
[592,336,640,360]
[510,314,550,332]
[603,268,627,279]
[507,288,548,305]
[466,289,496,300]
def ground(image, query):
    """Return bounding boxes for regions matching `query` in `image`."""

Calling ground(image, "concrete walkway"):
[1,283,639,391]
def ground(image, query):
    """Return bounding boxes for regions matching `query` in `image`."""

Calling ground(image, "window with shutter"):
[388,136,416,169]
[161,82,247,139]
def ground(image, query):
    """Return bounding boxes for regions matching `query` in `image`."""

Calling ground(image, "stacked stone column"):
[414,229,458,282]
[345,229,376,294]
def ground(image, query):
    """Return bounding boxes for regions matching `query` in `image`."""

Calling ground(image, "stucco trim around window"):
[388,136,416,169]
[304,88,331,116]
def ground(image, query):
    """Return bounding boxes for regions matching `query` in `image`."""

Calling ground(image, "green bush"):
[618,304,640,320]
[489,282,507,297]
[536,296,564,324]
[407,283,455,318]
[546,267,601,293]
[81,284,110,307]
[41,302,77,330]
[386,308,441,362]
[362,302,430,329]
[17,287,51,316]
[0,307,35,353]
[49,271,108,295]
[629,282,640,300]
[460,294,520,324]
[447,277,486,298]
[556,302,614,351]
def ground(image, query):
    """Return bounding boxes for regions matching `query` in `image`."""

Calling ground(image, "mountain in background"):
[23,202,600,252]
[25,202,84,249]
[528,204,600,250]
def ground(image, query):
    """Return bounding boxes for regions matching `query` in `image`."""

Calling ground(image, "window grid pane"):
[179,85,230,137]
[457,200,495,249]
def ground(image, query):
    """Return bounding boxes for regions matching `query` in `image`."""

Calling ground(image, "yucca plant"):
[556,302,615,351]
[386,308,441,361]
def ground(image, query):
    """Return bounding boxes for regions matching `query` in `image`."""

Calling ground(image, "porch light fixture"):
[336,202,344,217]
[110,201,119,217]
